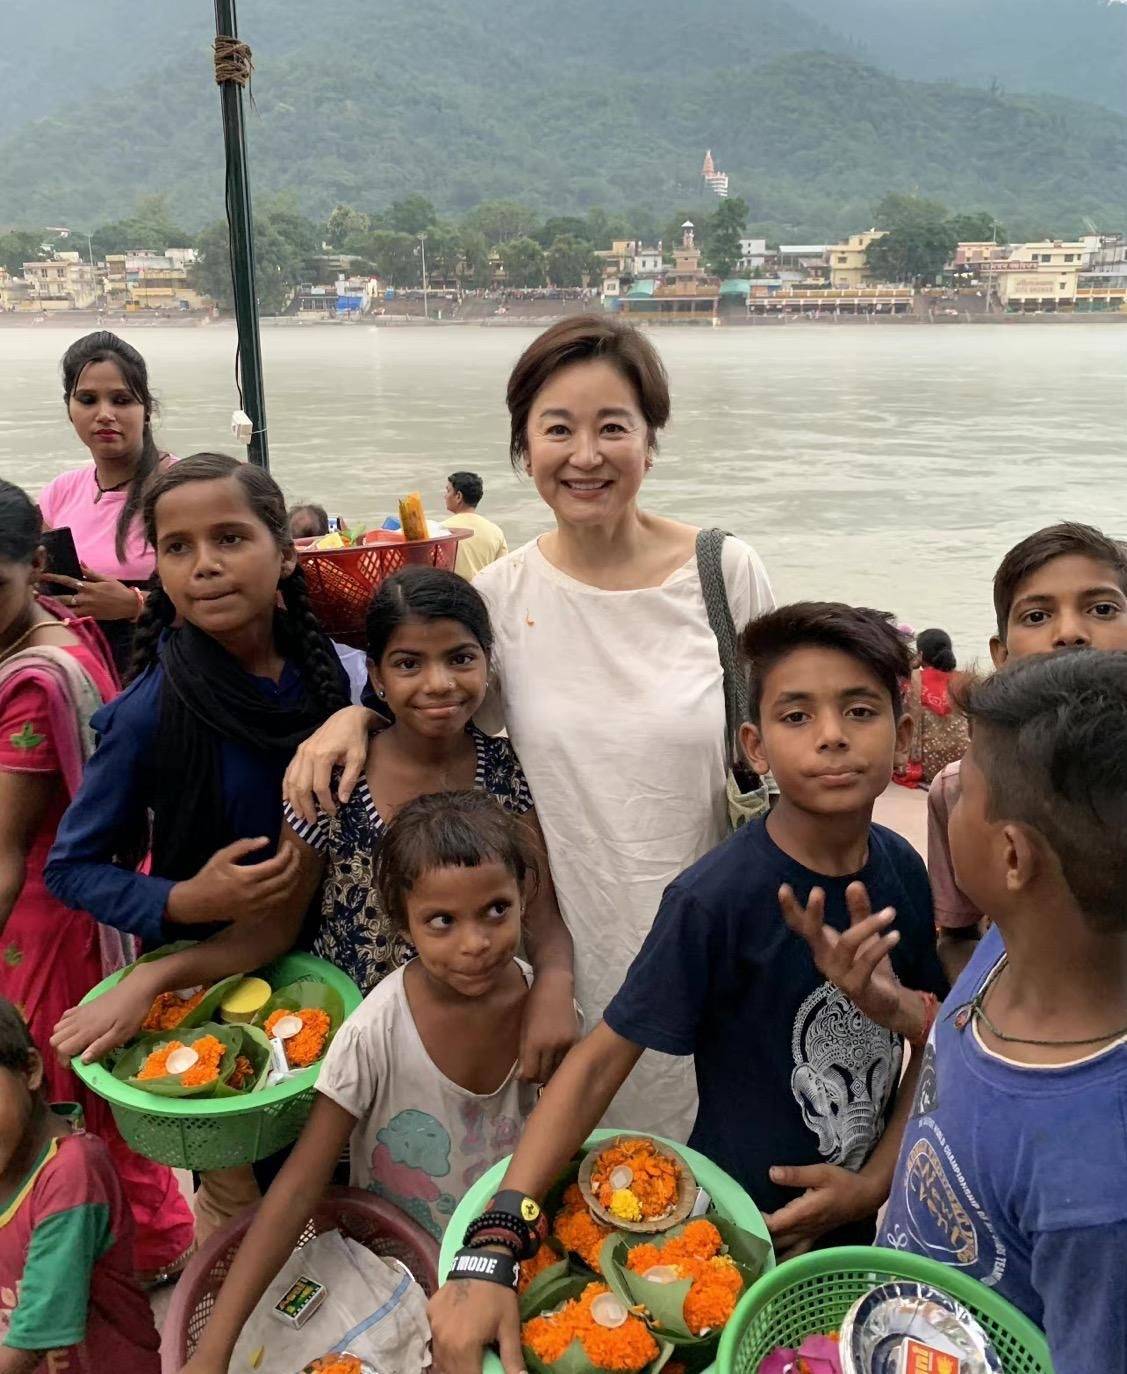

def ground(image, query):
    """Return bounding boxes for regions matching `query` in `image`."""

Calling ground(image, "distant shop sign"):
[1009,276,1065,294]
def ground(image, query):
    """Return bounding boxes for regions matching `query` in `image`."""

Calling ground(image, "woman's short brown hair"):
[506,314,671,468]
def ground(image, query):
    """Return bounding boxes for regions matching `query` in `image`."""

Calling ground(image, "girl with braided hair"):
[44,454,348,1071]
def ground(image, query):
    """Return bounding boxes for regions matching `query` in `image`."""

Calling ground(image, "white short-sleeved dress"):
[473,535,774,1140]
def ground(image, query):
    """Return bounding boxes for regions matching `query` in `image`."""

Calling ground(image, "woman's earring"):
[375,687,386,699]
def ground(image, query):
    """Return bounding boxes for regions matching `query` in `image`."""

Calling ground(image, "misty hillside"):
[790,0,1127,116]
[0,2,1125,239]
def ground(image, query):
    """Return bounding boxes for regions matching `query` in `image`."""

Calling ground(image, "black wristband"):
[490,1190,549,1243]
[465,1210,538,1259]
[466,1224,525,1258]
[447,1246,520,1290]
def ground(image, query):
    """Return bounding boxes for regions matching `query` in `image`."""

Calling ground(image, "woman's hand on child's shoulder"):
[518,971,580,1084]
[51,963,163,1063]
[283,705,377,825]
[167,837,300,926]
[429,1275,525,1374]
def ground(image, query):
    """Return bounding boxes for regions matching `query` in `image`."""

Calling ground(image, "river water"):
[2,321,1125,659]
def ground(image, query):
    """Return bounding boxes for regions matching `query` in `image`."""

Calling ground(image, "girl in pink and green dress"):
[0,479,193,1283]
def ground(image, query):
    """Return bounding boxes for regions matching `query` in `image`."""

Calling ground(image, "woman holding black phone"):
[38,332,174,670]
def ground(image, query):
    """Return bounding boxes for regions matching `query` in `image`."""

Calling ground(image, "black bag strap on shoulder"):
[696,527,751,773]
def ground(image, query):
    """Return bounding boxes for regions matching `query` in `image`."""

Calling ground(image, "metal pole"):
[85,234,97,309]
[419,233,429,319]
[214,0,269,469]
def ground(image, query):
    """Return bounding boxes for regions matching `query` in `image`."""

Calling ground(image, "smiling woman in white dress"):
[285,315,774,1139]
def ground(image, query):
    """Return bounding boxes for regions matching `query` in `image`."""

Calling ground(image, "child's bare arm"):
[52,833,324,1064]
[182,1096,356,1374]
[504,1021,641,1196]
[0,772,55,937]
[0,1347,44,1373]
[518,806,578,1083]
[283,705,379,822]
[428,1023,643,1374]
[928,770,984,981]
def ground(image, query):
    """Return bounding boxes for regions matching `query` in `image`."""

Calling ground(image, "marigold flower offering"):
[625,1219,743,1335]
[265,1007,331,1067]
[302,1355,366,1374]
[142,986,207,1032]
[553,1182,613,1271]
[522,1282,659,1372]
[228,1054,255,1092]
[518,1240,561,1292]
[136,1034,227,1087]
[592,1138,680,1220]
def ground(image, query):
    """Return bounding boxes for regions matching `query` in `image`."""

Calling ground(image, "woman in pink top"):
[0,479,194,1284]
[38,333,172,671]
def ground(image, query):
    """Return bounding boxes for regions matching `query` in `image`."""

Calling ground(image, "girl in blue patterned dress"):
[283,567,578,1083]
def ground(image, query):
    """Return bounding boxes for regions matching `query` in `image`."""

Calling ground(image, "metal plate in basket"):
[840,1281,1001,1374]
[716,1248,1053,1374]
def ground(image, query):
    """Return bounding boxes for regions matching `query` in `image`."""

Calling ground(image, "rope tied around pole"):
[213,35,253,87]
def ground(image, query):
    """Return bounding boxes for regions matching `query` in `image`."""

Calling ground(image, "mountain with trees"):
[789,0,1127,117]
[0,2,1125,243]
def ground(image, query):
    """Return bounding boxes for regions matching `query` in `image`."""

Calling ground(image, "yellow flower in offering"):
[591,1138,680,1220]
[609,1188,643,1222]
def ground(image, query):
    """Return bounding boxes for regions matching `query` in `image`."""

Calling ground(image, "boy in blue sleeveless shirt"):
[796,650,1127,1374]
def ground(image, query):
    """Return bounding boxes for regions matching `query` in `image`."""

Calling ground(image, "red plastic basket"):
[159,1186,440,1370]
[299,531,471,648]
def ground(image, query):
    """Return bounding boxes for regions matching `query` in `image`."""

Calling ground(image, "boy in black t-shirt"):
[429,602,948,1374]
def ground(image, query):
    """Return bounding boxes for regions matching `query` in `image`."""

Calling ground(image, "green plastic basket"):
[716,1245,1054,1374]
[72,952,362,1171]
[439,1129,776,1374]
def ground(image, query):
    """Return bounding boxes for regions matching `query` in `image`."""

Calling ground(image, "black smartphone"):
[40,527,83,582]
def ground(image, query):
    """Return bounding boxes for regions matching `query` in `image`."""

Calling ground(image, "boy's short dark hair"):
[374,790,540,930]
[992,522,1127,640]
[448,472,484,507]
[966,649,1127,932]
[0,999,34,1074]
[740,602,910,723]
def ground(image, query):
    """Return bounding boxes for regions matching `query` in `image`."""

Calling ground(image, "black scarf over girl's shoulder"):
[150,621,328,882]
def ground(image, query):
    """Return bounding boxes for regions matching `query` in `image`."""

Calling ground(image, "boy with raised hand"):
[428,603,947,1374]
[802,651,1127,1374]
[931,522,1127,979]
